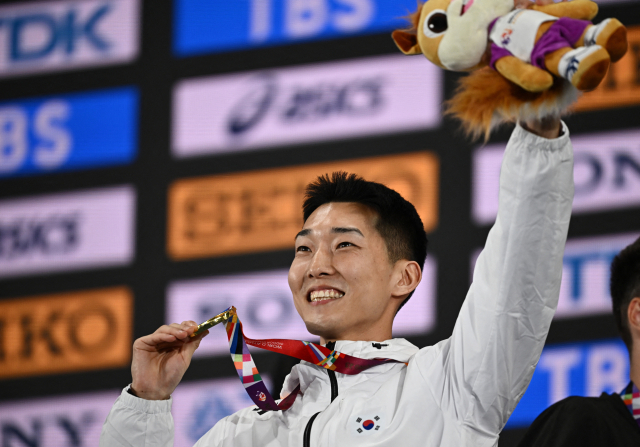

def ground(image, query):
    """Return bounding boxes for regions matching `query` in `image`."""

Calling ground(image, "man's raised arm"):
[416,118,574,439]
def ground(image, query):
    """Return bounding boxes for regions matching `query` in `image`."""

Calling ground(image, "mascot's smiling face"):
[393,0,513,71]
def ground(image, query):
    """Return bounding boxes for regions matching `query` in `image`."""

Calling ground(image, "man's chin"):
[303,319,341,342]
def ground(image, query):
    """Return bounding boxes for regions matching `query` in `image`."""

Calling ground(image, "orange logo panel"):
[574,26,640,111]
[168,152,439,259]
[0,287,132,379]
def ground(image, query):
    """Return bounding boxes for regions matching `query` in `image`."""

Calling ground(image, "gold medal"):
[190,306,236,337]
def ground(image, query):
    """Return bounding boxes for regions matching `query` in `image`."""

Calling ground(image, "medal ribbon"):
[217,306,403,412]
[621,381,640,429]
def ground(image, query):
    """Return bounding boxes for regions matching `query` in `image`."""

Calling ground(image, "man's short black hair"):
[610,236,640,352]
[302,171,428,311]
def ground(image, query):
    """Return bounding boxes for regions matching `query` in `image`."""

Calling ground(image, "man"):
[517,236,640,447]
[100,114,573,447]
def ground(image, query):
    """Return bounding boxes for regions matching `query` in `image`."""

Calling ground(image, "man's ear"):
[392,30,423,55]
[628,297,640,333]
[391,261,422,300]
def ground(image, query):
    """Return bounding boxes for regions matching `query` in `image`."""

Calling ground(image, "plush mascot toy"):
[392,0,628,139]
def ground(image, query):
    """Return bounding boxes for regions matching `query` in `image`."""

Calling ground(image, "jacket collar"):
[280,338,418,398]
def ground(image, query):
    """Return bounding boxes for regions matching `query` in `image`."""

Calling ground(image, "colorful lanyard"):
[193,306,403,412]
[621,381,640,429]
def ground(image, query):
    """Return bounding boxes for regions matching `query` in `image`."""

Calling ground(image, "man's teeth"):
[310,290,345,302]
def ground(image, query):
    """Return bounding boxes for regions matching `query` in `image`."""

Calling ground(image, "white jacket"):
[100,122,574,447]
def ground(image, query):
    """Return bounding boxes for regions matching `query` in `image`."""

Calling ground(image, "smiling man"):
[101,117,574,447]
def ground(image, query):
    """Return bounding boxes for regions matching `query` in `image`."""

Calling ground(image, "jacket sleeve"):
[415,122,574,438]
[100,386,174,447]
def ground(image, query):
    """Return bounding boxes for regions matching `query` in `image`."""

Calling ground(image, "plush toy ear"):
[392,30,422,55]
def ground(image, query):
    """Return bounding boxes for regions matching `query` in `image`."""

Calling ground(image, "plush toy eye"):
[423,9,448,38]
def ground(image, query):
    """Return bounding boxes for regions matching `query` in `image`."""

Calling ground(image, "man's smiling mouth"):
[309,289,345,302]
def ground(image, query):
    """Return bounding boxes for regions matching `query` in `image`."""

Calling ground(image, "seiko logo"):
[0,213,80,260]
[0,303,115,362]
[0,287,132,379]
[226,73,385,136]
[168,152,437,258]
[0,5,111,63]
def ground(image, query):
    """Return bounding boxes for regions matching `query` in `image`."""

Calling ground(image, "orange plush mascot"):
[392,0,627,139]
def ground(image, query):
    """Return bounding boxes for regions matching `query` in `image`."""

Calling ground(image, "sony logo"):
[1,412,97,446]
[473,129,640,224]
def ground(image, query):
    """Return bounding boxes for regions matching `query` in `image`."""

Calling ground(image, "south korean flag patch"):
[354,414,382,435]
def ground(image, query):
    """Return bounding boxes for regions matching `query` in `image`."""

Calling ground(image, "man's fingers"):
[185,330,209,356]
[133,321,203,352]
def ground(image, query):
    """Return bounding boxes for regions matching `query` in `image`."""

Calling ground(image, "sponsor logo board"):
[174,0,421,56]
[470,233,640,319]
[0,286,132,379]
[557,233,639,318]
[0,185,135,278]
[0,389,120,446]
[473,128,640,224]
[506,339,628,428]
[0,87,138,178]
[0,0,140,77]
[172,377,271,445]
[172,55,442,157]
[574,26,640,111]
[167,262,436,357]
[168,152,438,259]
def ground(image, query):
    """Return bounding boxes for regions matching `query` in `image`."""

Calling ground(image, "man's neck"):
[631,351,640,388]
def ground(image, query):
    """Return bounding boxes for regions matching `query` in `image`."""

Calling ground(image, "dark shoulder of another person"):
[517,394,638,447]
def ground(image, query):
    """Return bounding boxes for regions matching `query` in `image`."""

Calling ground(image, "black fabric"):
[517,393,640,447]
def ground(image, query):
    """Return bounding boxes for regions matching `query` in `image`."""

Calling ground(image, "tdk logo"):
[0,0,139,77]
[1,5,111,62]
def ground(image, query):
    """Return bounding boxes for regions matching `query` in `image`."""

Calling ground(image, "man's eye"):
[337,242,353,248]
[296,246,310,252]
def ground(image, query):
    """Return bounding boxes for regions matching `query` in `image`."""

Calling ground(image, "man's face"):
[288,202,401,342]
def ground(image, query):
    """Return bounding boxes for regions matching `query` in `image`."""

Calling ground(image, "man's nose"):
[307,245,335,278]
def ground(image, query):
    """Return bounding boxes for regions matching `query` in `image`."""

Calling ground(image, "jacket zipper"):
[326,341,339,403]
[303,341,339,447]
[303,412,320,447]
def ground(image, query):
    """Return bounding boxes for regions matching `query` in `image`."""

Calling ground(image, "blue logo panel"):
[174,0,418,56]
[0,87,138,178]
[505,339,629,428]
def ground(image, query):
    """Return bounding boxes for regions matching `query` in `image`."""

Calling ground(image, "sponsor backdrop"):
[0,0,638,446]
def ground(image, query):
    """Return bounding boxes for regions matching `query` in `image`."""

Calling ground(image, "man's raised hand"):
[130,321,208,400]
